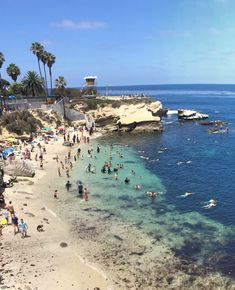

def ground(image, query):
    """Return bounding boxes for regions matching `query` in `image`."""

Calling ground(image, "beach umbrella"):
[1,218,7,225]
[8,95,16,100]
[3,147,14,158]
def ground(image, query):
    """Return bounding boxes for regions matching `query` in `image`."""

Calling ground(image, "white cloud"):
[51,19,107,30]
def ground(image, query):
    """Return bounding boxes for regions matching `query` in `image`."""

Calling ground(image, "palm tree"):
[0,52,6,110]
[30,42,44,80]
[0,52,5,87]
[22,71,44,96]
[46,53,56,96]
[40,50,49,97]
[6,63,21,82]
[55,76,67,96]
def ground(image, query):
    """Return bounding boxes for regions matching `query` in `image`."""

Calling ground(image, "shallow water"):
[68,87,235,281]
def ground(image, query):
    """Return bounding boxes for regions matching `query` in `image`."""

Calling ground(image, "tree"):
[55,76,67,96]
[0,52,6,110]
[0,51,5,70]
[8,82,25,96]
[46,52,56,96]
[30,42,44,80]
[40,50,49,98]
[6,63,21,82]
[22,71,44,96]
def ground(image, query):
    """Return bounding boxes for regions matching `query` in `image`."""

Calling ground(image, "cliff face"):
[87,101,164,133]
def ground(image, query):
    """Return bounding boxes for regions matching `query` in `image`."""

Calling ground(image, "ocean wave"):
[140,156,150,160]
[167,110,178,115]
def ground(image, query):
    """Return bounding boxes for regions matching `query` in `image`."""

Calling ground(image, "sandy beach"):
[0,135,111,290]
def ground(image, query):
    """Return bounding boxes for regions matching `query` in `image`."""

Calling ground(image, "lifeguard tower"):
[84,76,97,87]
[82,76,97,98]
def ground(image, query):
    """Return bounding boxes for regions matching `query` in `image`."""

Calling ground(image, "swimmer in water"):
[202,199,217,209]
[124,177,130,184]
[134,184,141,190]
[178,192,194,198]
[131,170,136,176]
[146,191,158,198]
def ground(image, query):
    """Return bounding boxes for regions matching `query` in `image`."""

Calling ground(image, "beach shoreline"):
[0,129,234,290]
[0,134,112,290]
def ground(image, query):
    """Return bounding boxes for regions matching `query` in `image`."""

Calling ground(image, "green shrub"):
[0,110,43,135]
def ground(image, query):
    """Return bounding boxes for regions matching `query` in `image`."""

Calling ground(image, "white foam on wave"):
[140,156,149,160]
[167,110,178,115]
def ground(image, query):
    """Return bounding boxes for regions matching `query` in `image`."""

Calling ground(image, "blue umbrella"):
[8,95,16,100]
[3,148,14,158]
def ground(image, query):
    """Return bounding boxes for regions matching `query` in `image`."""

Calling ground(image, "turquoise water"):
[71,139,234,279]
[68,85,235,280]
[71,142,165,223]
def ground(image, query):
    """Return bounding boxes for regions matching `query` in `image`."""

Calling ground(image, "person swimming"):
[124,177,130,184]
[101,166,106,173]
[134,184,141,190]
[178,192,194,198]
[202,199,217,209]
[146,191,158,198]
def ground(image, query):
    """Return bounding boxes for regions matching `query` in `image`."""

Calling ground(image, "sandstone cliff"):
[74,100,165,133]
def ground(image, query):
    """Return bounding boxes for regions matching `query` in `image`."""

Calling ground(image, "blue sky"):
[1,0,235,86]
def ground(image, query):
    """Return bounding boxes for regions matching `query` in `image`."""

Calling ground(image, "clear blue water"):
[74,85,235,279]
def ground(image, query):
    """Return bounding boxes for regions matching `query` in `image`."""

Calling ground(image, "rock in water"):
[178,109,209,120]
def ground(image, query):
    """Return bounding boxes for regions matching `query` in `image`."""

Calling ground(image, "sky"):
[1,0,235,86]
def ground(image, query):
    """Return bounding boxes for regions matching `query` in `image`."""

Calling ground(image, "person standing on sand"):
[65,181,72,192]
[65,167,70,178]
[6,201,15,218]
[83,187,89,202]
[54,190,58,199]
[0,224,3,237]
[19,219,28,238]
[77,181,83,197]
[60,161,64,170]
[58,167,61,177]
[11,214,19,235]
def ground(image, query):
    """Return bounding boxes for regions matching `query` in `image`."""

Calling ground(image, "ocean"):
[69,84,235,285]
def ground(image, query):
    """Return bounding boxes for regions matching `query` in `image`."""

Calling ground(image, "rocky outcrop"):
[200,120,227,126]
[2,161,35,178]
[94,101,164,133]
[178,109,209,120]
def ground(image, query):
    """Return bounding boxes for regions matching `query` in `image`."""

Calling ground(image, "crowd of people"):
[0,124,94,239]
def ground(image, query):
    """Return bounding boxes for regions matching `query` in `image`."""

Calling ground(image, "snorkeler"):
[146,191,158,198]
[124,177,130,184]
[178,192,194,198]
[131,170,136,176]
[202,199,217,209]
[101,166,106,173]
